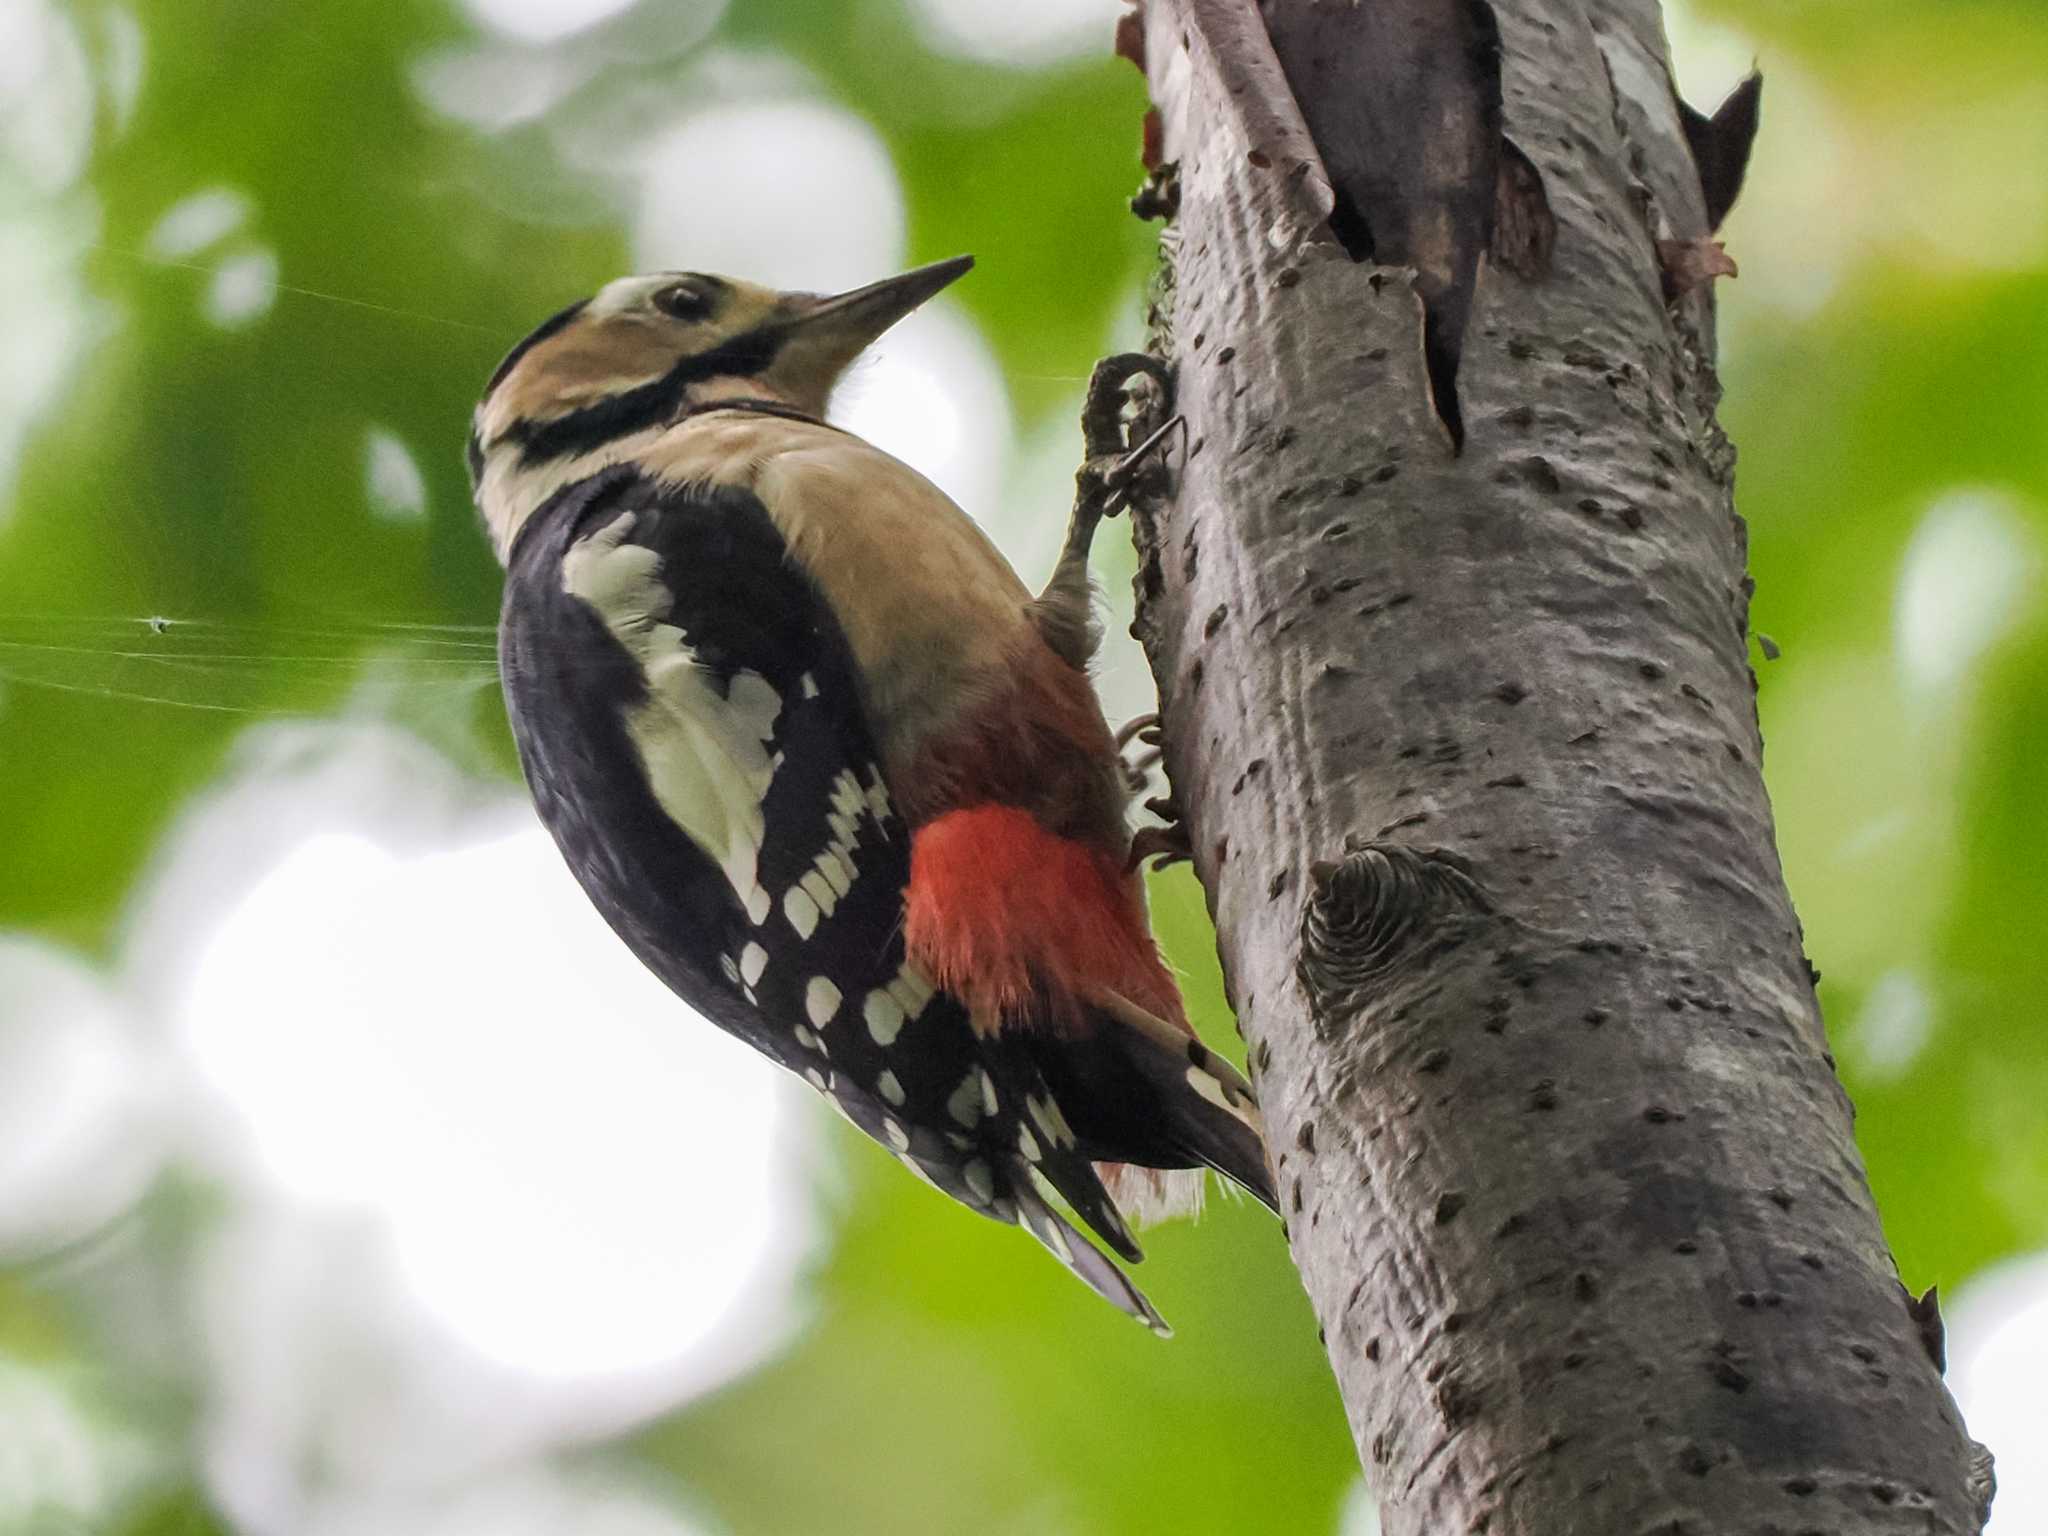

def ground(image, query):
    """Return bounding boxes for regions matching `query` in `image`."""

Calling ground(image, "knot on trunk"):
[1298,843,1490,1022]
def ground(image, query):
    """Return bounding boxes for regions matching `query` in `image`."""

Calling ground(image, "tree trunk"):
[1114,0,1995,1530]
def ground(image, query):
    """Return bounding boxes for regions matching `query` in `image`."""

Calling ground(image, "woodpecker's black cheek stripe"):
[508,322,793,467]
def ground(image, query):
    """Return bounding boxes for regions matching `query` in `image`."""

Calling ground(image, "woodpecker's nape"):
[474,256,1276,1333]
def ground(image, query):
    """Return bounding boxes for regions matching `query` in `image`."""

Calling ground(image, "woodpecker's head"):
[469,255,973,557]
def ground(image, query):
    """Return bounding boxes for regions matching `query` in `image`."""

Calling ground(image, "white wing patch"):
[863,962,936,1047]
[563,512,782,924]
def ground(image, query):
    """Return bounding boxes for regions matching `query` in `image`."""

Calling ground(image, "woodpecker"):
[469,257,1276,1332]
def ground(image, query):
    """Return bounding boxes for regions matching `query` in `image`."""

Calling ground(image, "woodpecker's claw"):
[1114,712,1161,752]
[1099,413,1188,516]
[1116,712,1165,793]
[1127,789,1192,871]
[1071,352,1178,540]
[1128,823,1193,872]
[1081,352,1173,461]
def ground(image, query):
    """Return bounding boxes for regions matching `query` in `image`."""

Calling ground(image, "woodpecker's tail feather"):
[1011,1169,1171,1336]
[976,1030,1144,1263]
[1027,989,1279,1218]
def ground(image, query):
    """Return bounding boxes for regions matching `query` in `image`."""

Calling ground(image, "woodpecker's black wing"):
[498,464,1168,1331]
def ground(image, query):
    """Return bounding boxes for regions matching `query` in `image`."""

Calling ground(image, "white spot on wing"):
[798,867,837,918]
[887,966,936,1022]
[963,1159,995,1203]
[877,1070,905,1106]
[805,977,842,1026]
[863,769,891,821]
[882,1117,910,1151]
[946,1070,984,1128]
[739,943,767,988]
[784,884,820,939]
[1185,1066,1231,1106]
[1027,1093,1073,1148]
[1043,1220,1071,1263]
[864,989,907,1046]
[817,850,854,898]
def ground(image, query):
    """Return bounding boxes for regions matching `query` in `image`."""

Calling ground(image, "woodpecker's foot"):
[1067,353,1177,551]
[1128,820,1192,872]
[1076,352,1177,512]
[1082,353,1173,459]
[1034,356,1180,671]
[1128,789,1192,871]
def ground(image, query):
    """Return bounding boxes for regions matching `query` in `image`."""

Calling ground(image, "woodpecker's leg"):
[1034,355,1177,669]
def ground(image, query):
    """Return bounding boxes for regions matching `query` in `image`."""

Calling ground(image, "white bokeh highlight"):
[632,98,906,293]
[908,0,1121,67]
[297,1460,710,1536]
[146,187,251,261]
[180,822,809,1383]
[0,942,163,1259]
[1895,489,2040,700]
[830,301,1012,527]
[364,426,429,523]
[626,90,1015,528]
[97,6,146,135]
[0,0,94,192]
[204,247,279,329]
[94,722,817,1532]
[412,44,594,132]
[1950,1253,2048,1533]
[0,201,105,514]
[460,0,639,45]
[0,1362,156,1532]
[1844,968,1936,1084]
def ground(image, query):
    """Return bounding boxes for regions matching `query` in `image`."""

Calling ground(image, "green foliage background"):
[1,0,2042,1532]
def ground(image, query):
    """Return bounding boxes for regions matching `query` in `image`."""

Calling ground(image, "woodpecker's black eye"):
[653,281,715,322]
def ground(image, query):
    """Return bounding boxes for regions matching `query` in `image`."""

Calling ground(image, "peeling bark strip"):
[1681,72,1764,233]
[1256,0,1554,447]
[1115,0,1992,1531]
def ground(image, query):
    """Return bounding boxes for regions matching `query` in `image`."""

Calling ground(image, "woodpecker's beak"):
[790,255,974,351]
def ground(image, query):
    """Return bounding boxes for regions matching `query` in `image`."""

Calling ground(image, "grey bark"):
[1115,0,1995,1530]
